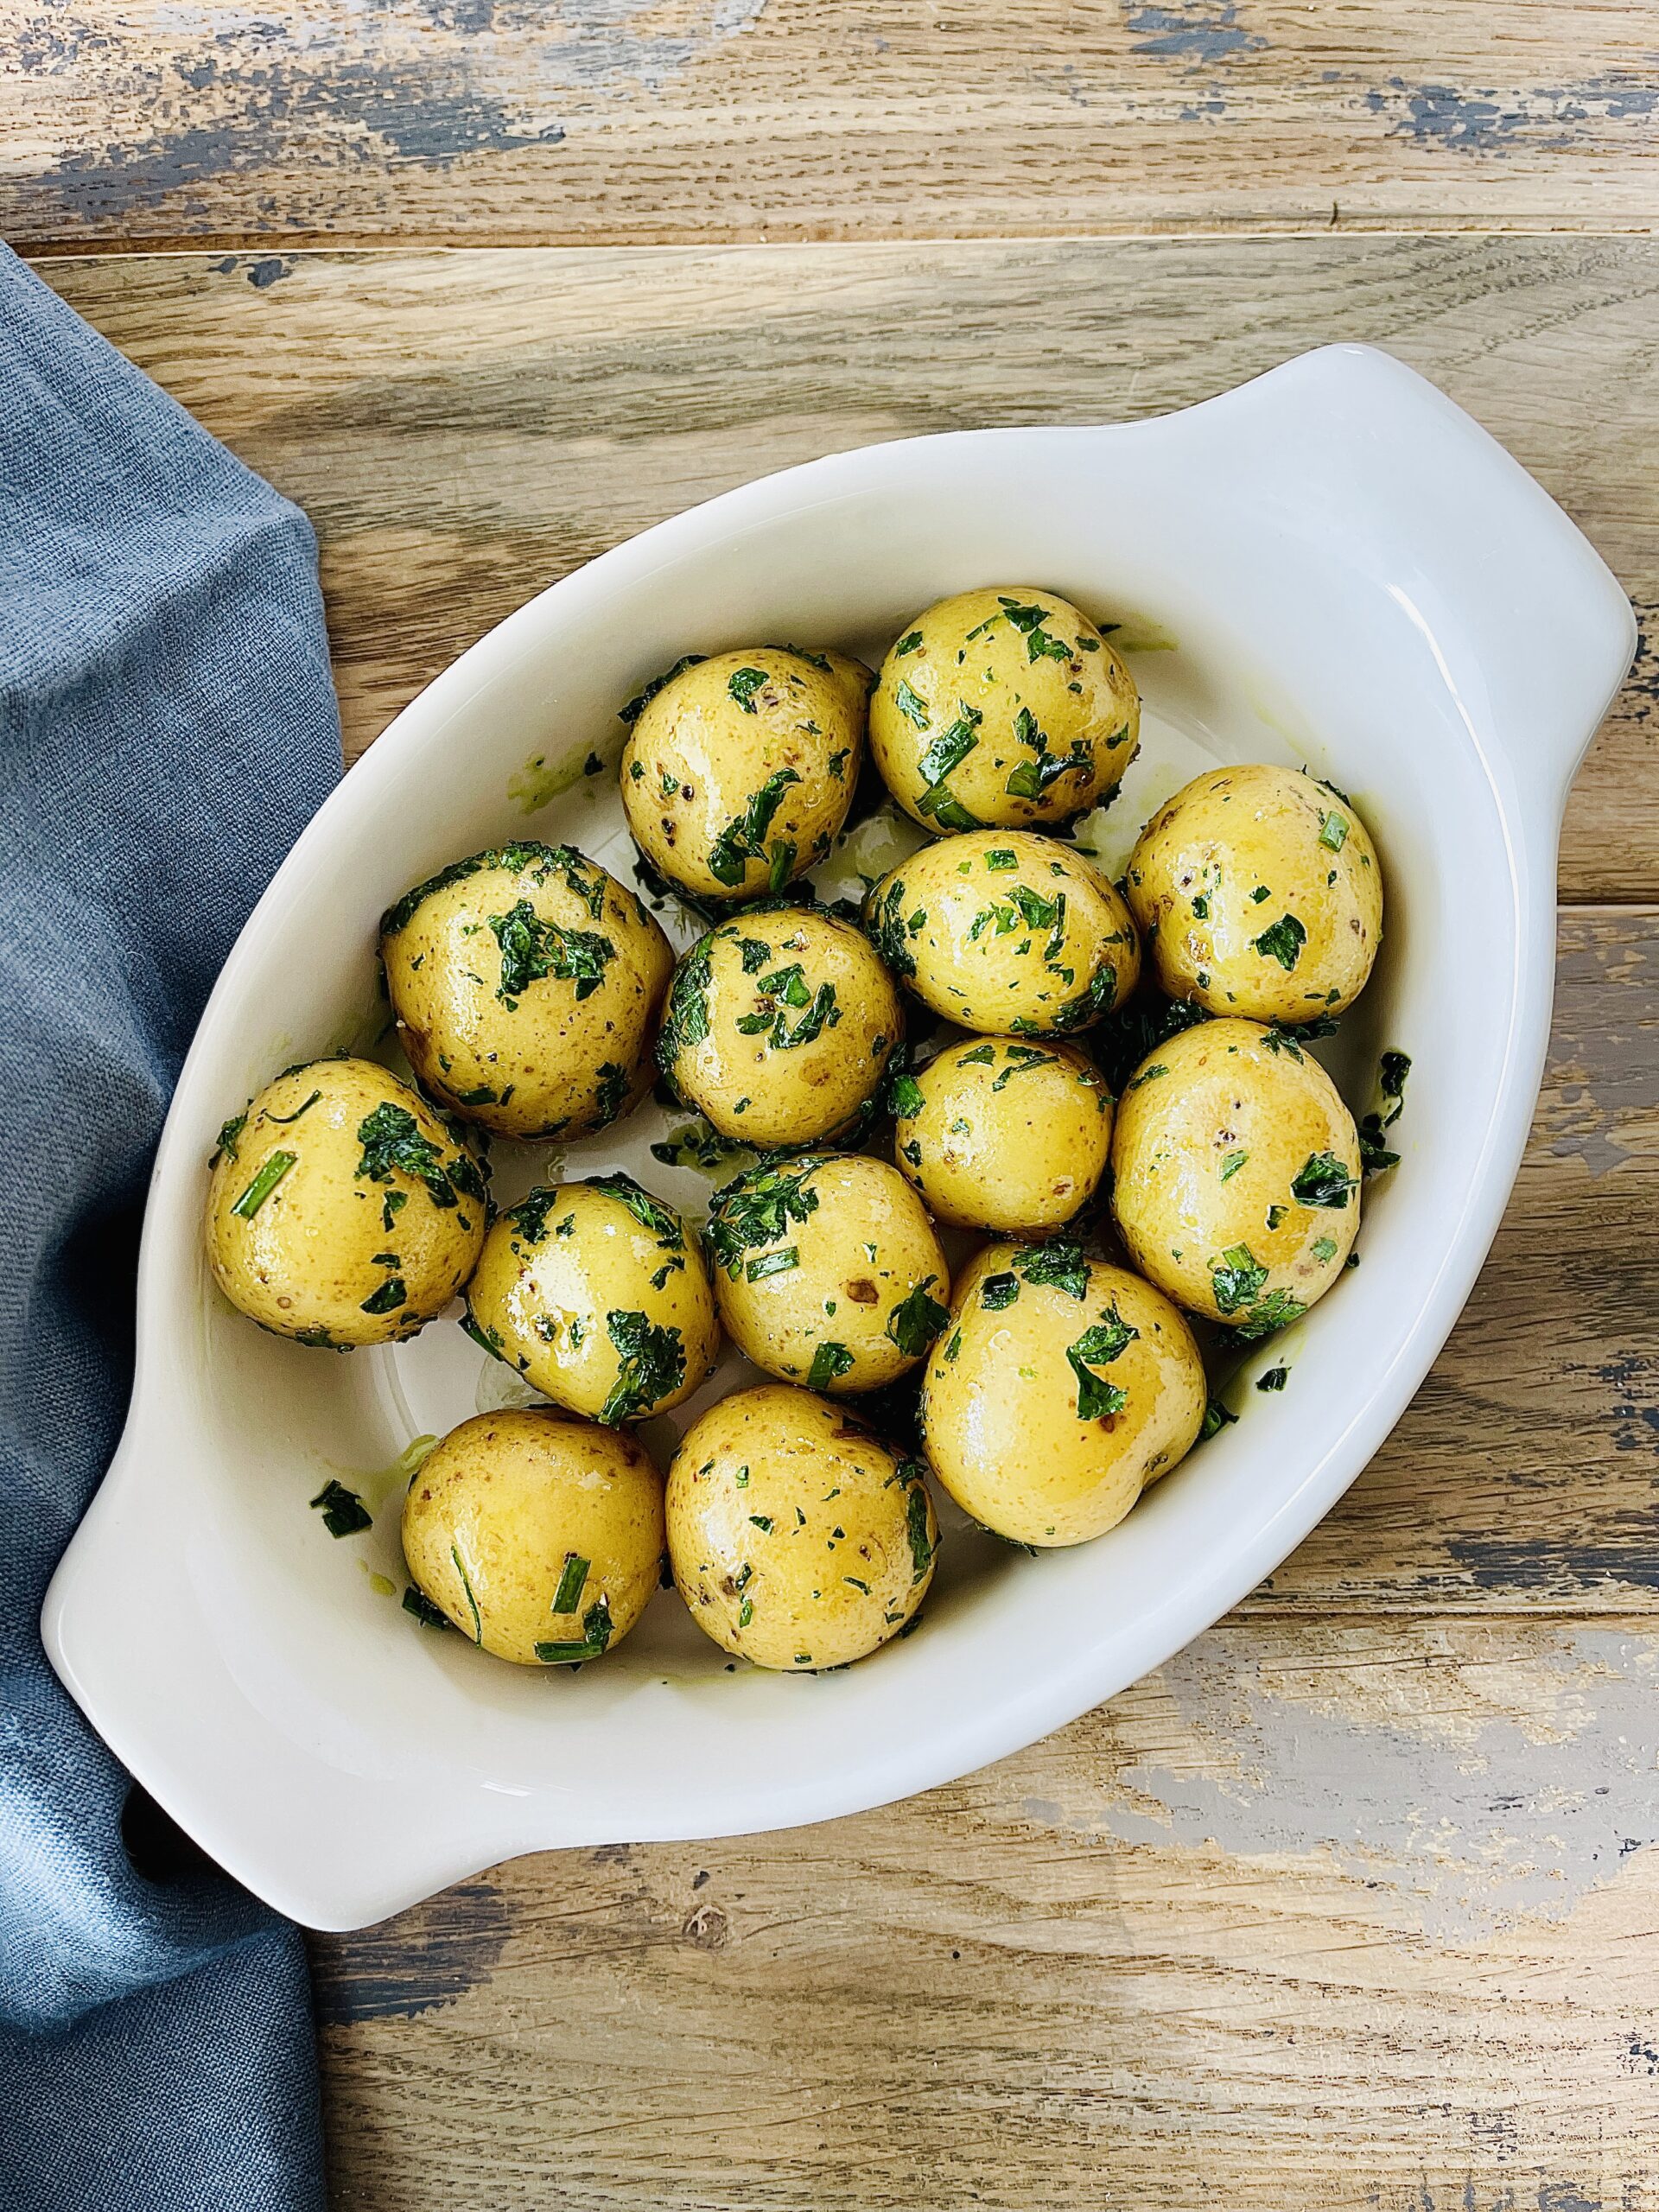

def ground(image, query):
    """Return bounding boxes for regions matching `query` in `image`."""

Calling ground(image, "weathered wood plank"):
[310,1611,1659,2212]
[6,1,1659,253]
[38,236,1659,902]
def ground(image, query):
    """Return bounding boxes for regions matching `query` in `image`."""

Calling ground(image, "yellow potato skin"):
[1125,765,1382,1021]
[921,1246,1205,1548]
[1110,1017,1361,1329]
[206,1058,486,1349]
[659,907,902,1148]
[380,842,671,1141]
[666,1384,936,1670]
[620,649,863,902]
[708,1154,950,1392]
[465,1177,719,1424]
[893,1037,1113,1234]
[402,1409,664,1666]
[866,830,1139,1036]
[870,588,1139,833]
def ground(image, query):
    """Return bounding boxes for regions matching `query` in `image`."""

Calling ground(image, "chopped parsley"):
[892,677,931,728]
[1252,913,1307,972]
[886,1280,949,1358]
[487,900,615,1007]
[706,1160,822,1277]
[359,1276,407,1315]
[355,1103,485,1211]
[598,1311,686,1424]
[1219,1149,1249,1181]
[1211,1244,1269,1314]
[402,1585,452,1630]
[995,596,1073,664]
[212,1111,247,1166]
[619,652,706,724]
[808,1341,855,1389]
[381,841,608,937]
[593,1061,630,1125]
[709,767,802,889]
[1256,1366,1289,1392]
[1014,1241,1089,1300]
[588,1170,685,1248]
[1291,1152,1357,1208]
[1199,1398,1237,1441]
[659,933,715,1063]
[980,1271,1019,1311]
[897,1464,934,1581]
[309,1479,372,1537]
[1065,1306,1138,1419]
[728,665,771,713]
[888,1071,925,1120]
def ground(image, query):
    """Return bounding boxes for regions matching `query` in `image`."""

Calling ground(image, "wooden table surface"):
[13,6,1659,2206]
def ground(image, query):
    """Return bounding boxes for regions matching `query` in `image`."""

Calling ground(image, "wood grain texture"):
[37,233,1659,901]
[311,1615,1659,2212]
[7,0,1659,253]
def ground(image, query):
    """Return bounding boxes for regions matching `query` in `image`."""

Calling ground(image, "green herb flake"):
[892,677,931,728]
[598,1310,686,1425]
[1319,811,1350,853]
[1313,1235,1338,1262]
[1257,1365,1289,1392]
[536,1596,614,1665]
[886,1280,950,1358]
[980,1272,1019,1311]
[1014,1241,1090,1300]
[403,1585,452,1630]
[359,1275,407,1315]
[706,1160,823,1277]
[1199,1398,1237,1441]
[728,665,770,713]
[551,1554,590,1614]
[709,767,803,889]
[1219,1149,1249,1181]
[1291,1152,1357,1209]
[212,1111,247,1166]
[1211,1244,1269,1315]
[1252,912,1307,972]
[230,1149,296,1218]
[747,1246,799,1282]
[309,1479,372,1538]
[807,1341,855,1389]
[894,630,924,657]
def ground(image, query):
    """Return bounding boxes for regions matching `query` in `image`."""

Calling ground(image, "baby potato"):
[621,649,863,902]
[465,1173,719,1424]
[706,1154,950,1391]
[871,588,1139,833]
[892,1037,1113,1234]
[403,1408,664,1666]
[207,1057,486,1350]
[658,906,902,1149]
[921,1243,1205,1547]
[1110,1015,1362,1332]
[380,841,671,1142]
[666,1384,936,1670]
[1125,765,1382,1021]
[866,830,1139,1036]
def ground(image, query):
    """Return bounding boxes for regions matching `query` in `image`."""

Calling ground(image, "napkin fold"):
[0,245,337,2211]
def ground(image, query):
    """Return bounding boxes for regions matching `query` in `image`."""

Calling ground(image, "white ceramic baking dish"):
[44,345,1633,1930]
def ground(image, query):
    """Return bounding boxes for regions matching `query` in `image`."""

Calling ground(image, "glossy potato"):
[871,588,1139,833]
[658,906,902,1148]
[892,1036,1113,1233]
[922,1243,1205,1547]
[866,830,1139,1036]
[620,649,863,902]
[666,1385,937,1670]
[706,1154,950,1391]
[402,1409,664,1665]
[1125,765,1382,1021]
[1110,1016,1362,1332]
[465,1173,719,1424]
[380,842,672,1141]
[206,1058,486,1350]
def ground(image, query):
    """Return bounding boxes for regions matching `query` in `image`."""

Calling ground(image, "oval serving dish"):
[44,346,1634,1930]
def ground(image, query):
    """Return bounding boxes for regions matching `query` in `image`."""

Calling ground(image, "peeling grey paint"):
[1365,74,1659,156]
[1122,1,1264,67]
[1032,1630,1659,1937]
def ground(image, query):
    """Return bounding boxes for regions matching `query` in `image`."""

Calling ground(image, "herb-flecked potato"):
[402,1408,664,1666]
[1125,765,1382,1021]
[1110,1016,1361,1333]
[870,588,1139,833]
[620,649,863,902]
[866,830,1139,1036]
[666,1384,936,1670]
[465,1173,719,1424]
[921,1243,1205,1547]
[892,1037,1114,1233]
[658,906,902,1148]
[206,1058,486,1350]
[705,1154,950,1392]
[379,842,672,1142]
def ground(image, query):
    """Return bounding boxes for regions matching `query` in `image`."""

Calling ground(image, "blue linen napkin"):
[0,245,336,2210]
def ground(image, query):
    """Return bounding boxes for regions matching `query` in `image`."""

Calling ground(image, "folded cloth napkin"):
[0,246,337,2209]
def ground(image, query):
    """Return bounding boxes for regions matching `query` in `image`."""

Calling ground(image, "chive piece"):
[808,1341,855,1389]
[451,1546,484,1644]
[231,1149,296,1217]
[536,1596,614,1664]
[1256,1365,1290,1392]
[265,1089,322,1126]
[1319,811,1349,852]
[551,1554,590,1614]
[403,1585,452,1630]
[747,1246,799,1281]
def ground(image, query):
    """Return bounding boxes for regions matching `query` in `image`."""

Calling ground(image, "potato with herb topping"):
[1110,1016,1362,1332]
[892,1036,1114,1233]
[1125,764,1382,1021]
[658,906,902,1149]
[620,649,863,902]
[871,588,1139,833]
[206,1058,486,1350]
[465,1173,719,1424]
[380,841,671,1142]
[921,1243,1205,1547]
[666,1384,936,1670]
[706,1154,950,1391]
[402,1409,664,1666]
[866,830,1138,1036]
